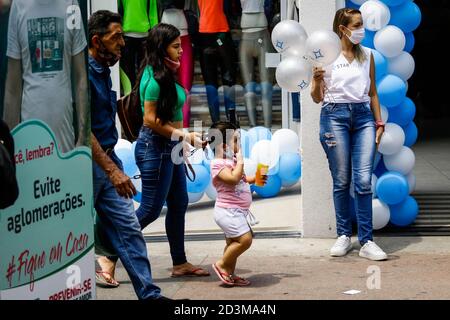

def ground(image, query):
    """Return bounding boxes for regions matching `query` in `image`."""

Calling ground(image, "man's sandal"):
[95,270,120,288]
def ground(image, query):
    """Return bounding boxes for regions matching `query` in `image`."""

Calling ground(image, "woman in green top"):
[135,23,210,277]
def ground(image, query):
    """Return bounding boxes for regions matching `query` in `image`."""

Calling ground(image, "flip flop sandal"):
[171,267,210,278]
[95,270,120,288]
[212,263,234,286]
[231,275,251,286]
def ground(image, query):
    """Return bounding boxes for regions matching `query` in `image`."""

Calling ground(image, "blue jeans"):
[135,126,189,266]
[93,152,161,300]
[319,102,376,245]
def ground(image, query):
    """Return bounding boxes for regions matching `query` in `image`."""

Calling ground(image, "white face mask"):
[345,26,365,44]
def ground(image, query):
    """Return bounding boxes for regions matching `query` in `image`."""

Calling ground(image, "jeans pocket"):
[322,102,336,114]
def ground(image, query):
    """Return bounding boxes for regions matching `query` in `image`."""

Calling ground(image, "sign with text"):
[0,120,95,300]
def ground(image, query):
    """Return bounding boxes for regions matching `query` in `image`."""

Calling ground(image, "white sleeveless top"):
[323,46,372,103]
[241,0,264,13]
[161,9,188,36]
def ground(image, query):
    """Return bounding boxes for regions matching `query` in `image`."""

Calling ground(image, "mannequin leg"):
[217,33,237,122]
[178,35,194,128]
[258,30,275,128]
[199,34,220,124]
[240,34,258,127]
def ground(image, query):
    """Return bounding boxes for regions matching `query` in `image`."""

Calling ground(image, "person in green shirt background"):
[118,0,159,89]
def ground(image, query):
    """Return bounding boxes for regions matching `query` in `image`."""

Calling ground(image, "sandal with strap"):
[95,270,120,288]
[212,263,234,286]
[171,267,210,278]
[231,275,251,286]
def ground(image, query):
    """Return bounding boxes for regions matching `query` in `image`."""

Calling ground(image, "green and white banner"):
[0,120,95,300]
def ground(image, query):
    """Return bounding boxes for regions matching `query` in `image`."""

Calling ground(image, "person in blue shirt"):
[88,10,167,300]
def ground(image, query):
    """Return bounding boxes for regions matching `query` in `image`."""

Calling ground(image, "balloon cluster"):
[114,139,142,203]
[271,19,342,92]
[346,0,421,229]
[186,127,302,203]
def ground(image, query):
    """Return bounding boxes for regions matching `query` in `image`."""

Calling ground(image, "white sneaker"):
[330,235,352,257]
[359,241,388,261]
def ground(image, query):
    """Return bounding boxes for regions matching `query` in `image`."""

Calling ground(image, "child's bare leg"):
[224,237,233,254]
[217,232,253,275]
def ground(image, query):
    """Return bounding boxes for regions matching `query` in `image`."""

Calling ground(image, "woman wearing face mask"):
[311,8,387,261]
[134,23,210,277]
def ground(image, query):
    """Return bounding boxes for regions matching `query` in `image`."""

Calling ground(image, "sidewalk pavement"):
[96,236,450,300]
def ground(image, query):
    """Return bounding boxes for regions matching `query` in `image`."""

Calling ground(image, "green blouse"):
[140,66,185,122]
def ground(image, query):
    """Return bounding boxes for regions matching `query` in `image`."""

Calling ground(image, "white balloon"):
[381,105,389,123]
[271,20,308,57]
[244,158,257,176]
[378,123,405,155]
[372,198,391,230]
[350,0,368,4]
[275,56,312,92]
[205,182,217,201]
[387,51,415,81]
[384,146,415,175]
[271,129,300,154]
[306,30,341,67]
[374,25,405,58]
[250,140,280,173]
[186,145,204,165]
[406,172,416,194]
[360,0,391,31]
[115,138,132,151]
[188,192,204,204]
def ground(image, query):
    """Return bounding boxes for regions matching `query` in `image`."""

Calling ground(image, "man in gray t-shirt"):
[3,0,88,153]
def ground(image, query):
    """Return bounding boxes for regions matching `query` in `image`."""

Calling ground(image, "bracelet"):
[375,120,385,129]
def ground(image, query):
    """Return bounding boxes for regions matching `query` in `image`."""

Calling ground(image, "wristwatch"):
[375,120,385,129]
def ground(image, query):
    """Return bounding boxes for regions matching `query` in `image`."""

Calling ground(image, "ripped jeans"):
[319,102,376,245]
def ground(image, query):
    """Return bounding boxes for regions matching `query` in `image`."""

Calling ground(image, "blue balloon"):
[404,32,415,53]
[387,97,416,126]
[253,174,282,198]
[248,127,272,153]
[389,196,419,226]
[240,129,252,158]
[347,0,361,9]
[372,49,388,81]
[361,30,376,49]
[374,159,388,177]
[115,147,138,177]
[377,74,407,107]
[134,192,142,203]
[379,0,407,7]
[278,153,301,183]
[403,121,418,147]
[186,164,210,193]
[376,172,409,205]
[389,1,422,33]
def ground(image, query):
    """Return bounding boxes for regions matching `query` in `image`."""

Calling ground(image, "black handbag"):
[0,120,19,209]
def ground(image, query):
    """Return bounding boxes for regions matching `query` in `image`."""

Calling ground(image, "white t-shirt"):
[7,0,87,153]
[241,0,264,13]
[161,8,188,37]
[323,46,372,104]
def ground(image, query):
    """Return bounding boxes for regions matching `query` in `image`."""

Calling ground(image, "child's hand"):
[246,176,256,184]
[236,149,244,165]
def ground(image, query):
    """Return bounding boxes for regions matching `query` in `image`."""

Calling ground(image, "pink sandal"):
[231,275,251,286]
[212,263,234,286]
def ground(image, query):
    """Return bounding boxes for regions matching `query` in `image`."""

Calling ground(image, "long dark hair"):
[137,23,181,124]
[333,8,367,64]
